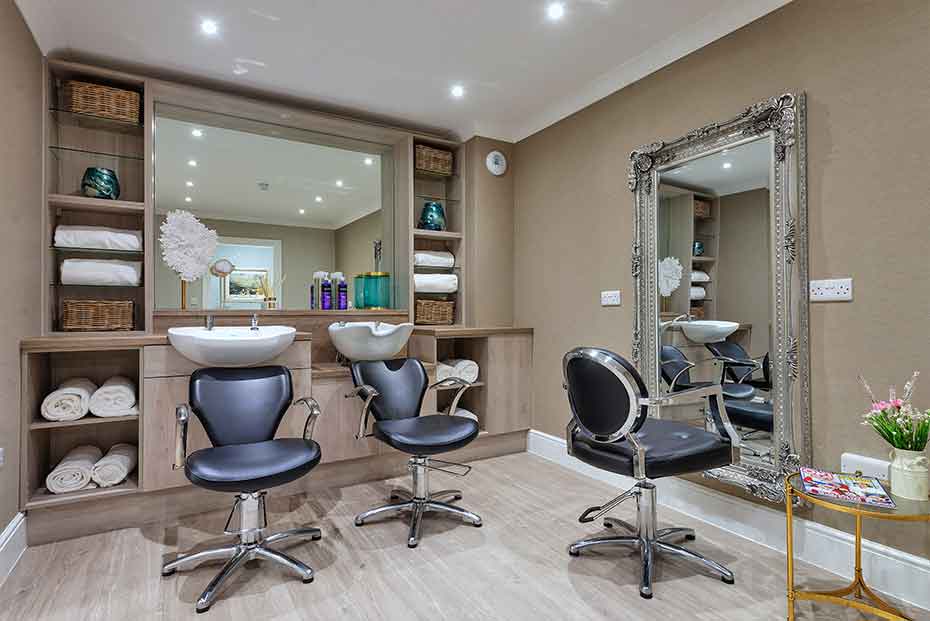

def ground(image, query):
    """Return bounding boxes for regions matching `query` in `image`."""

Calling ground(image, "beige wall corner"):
[0,0,42,527]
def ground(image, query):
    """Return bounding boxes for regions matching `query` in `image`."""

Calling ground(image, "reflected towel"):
[414,250,455,268]
[46,445,103,494]
[690,286,707,300]
[60,259,141,286]
[40,377,97,421]
[89,376,138,417]
[439,358,479,383]
[54,225,142,251]
[91,443,137,487]
[414,273,458,293]
[691,270,710,283]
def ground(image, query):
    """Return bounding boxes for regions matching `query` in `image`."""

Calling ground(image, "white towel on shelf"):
[439,358,479,383]
[91,443,137,488]
[414,250,455,269]
[449,407,479,422]
[54,225,142,252]
[690,286,707,301]
[691,270,711,283]
[40,377,98,421]
[89,376,139,417]
[436,361,455,381]
[414,273,458,294]
[46,445,103,494]
[60,259,142,287]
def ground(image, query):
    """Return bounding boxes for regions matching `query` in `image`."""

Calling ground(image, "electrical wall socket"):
[0,447,4,468]
[841,452,890,480]
[600,290,621,306]
[810,277,853,302]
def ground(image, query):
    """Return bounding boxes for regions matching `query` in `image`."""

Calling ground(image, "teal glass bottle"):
[418,201,446,231]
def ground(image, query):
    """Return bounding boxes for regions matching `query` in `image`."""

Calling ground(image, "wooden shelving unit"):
[25,476,138,510]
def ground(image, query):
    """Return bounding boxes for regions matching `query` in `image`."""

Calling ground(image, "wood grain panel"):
[484,333,533,434]
[307,377,381,463]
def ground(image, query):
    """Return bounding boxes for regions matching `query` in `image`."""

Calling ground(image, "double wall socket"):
[810,277,853,302]
[841,452,890,480]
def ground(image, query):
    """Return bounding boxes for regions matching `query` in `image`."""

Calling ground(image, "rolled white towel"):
[46,445,103,494]
[414,250,455,269]
[449,407,479,422]
[441,358,479,383]
[691,270,710,283]
[91,443,138,488]
[40,377,97,421]
[60,259,141,286]
[690,286,707,300]
[414,273,458,294]
[89,376,139,417]
[54,225,142,252]
[436,362,455,381]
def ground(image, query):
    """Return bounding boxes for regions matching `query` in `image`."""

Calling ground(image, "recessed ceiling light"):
[450,84,465,98]
[191,128,203,138]
[299,208,306,215]
[547,2,565,21]
[315,195,323,203]
[188,159,198,167]
[722,149,730,154]
[232,64,248,76]
[185,180,194,187]
[364,157,374,166]
[722,162,733,169]
[335,179,344,187]
[200,19,219,36]
[184,196,192,203]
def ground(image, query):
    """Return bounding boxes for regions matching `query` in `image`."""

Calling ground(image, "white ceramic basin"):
[678,320,740,344]
[167,326,297,367]
[328,321,414,361]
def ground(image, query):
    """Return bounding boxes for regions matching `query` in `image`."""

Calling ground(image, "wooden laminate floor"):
[0,453,923,620]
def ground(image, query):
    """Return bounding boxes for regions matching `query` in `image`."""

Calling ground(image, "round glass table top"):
[787,472,930,521]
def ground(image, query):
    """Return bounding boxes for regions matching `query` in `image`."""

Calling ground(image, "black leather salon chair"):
[349,358,482,548]
[563,347,741,599]
[704,341,771,392]
[161,366,324,613]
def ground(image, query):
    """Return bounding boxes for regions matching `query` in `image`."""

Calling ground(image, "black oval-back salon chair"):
[704,341,771,392]
[563,347,741,599]
[348,358,483,548]
[161,366,324,613]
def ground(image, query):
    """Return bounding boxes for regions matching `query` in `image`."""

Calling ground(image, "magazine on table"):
[799,467,896,509]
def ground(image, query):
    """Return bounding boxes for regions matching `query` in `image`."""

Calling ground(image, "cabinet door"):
[485,334,532,434]
[310,378,381,463]
[141,376,210,491]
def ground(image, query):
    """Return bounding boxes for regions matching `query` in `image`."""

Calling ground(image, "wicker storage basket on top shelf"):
[62,299,134,331]
[415,298,455,325]
[61,80,141,124]
[415,145,454,177]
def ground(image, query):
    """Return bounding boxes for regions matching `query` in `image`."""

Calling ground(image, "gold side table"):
[785,472,930,621]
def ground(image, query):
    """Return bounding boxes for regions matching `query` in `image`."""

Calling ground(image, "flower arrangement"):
[859,372,930,451]
[159,210,218,282]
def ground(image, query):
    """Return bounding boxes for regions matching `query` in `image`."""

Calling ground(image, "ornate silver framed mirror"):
[629,92,809,502]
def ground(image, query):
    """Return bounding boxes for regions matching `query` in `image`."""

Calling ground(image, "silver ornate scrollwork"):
[630,92,809,504]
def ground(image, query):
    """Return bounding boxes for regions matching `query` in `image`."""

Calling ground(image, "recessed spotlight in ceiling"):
[233,65,248,76]
[188,159,198,167]
[450,84,465,98]
[722,149,730,154]
[200,19,219,36]
[315,195,323,203]
[184,196,192,203]
[722,162,733,169]
[335,180,344,187]
[546,2,565,21]
[299,208,306,215]
[191,128,203,138]
[185,180,194,187]
[364,157,374,166]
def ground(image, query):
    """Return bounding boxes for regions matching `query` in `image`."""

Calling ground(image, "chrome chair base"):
[568,482,734,599]
[161,492,321,613]
[354,456,482,548]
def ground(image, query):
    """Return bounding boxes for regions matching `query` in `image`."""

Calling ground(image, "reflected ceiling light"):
[185,180,194,187]
[188,159,198,167]
[299,208,306,214]
[200,19,219,36]
[232,64,248,75]
[450,84,465,98]
[722,162,733,169]
[191,128,203,138]
[335,179,344,187]
[315,195,323,203]
[364,157,374,166]
[184,196,192,203]
[547,2,565,21]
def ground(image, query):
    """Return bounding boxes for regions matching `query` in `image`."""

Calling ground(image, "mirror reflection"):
[153,105,396,311]
[657,137,775,463]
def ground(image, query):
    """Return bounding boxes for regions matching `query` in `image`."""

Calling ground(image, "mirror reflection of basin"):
[328,321,414,360]
[168,326,296,367]
[677,320,740,344]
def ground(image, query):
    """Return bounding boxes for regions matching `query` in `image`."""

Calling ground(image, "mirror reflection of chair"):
[704,341,771,392]
[562,347,741,599]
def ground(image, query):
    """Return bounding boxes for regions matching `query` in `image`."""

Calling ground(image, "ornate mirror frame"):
[628,92,809,502]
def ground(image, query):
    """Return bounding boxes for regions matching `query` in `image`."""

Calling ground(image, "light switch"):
[601,290,621,306]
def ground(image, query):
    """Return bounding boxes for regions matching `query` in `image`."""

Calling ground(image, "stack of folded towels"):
[436,358,479,383]
[40,375,139,421]
[45,443,138,494]
[55,224,143,287]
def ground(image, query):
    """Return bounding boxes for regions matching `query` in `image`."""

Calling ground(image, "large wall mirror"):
[630,93,809,502]
[153,103,400,311]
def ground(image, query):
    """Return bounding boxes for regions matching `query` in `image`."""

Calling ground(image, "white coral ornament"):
[657,256,683,297]
[160,210,218,282]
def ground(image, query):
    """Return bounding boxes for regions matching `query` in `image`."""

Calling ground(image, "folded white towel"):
[690,286,707,300]
[440,358,479,383]
[54,225,142,252]
[91,443,137,487]
[60,259,142,287]
[414,273,458,294]
[46,445,103,494]
[89,376,139,417]
[436,362,455,381]
[414,250,455,268]
[40,377,98,421]
[691,270,710,283]
[449,407,479,422]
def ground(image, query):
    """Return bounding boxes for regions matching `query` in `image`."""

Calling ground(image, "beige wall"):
[0,0,41,527]
[515,0,930,554]
[334,210,382,303]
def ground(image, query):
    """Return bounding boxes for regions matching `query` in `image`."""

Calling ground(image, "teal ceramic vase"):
[418,201,446,231]
[81,167,121,200]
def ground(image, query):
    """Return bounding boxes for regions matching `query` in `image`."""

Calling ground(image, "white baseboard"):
[527,429,930,612]
[0,513,26,587]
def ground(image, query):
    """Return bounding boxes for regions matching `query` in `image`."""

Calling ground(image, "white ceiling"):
[662,138,771,196]
[17,0,792,142]
[155,116,382,229]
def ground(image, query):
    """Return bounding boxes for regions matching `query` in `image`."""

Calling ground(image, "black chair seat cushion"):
[374,414,479,456]
[186,438,322,493]
[676,380,755,400]
[571,418,732,479]
[723,399,774,433]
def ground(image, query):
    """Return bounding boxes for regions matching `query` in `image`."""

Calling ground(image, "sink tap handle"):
[205,314,214,331]
[250,313,259,331]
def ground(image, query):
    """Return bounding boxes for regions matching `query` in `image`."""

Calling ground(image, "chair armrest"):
[173,404,190,470]
[660,359,697,391]
[711,355,762,384]
[294,397,323,440]
[642,384,741,464]
[428,377,474,417]
[345,384,380,440]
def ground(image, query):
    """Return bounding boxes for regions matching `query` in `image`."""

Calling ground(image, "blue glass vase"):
[81,167,121,200]
[418,201,446,231]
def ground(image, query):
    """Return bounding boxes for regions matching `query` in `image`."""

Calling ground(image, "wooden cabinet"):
[309,378,381,463]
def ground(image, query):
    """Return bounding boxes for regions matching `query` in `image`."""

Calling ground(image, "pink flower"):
[893,398,904,408]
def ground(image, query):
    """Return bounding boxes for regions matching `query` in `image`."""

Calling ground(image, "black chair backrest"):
[351,358,428,421]
[705,341,754,382]
[762,352,771,384]
[189,366,293,447]
[660,345,692,390]
[563,348,649,442]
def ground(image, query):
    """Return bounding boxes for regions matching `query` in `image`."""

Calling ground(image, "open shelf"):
[414,229,463,241]
[435,381,485,391]
[692,256,716,263]
[25,475,138,510]
[416,194,461,202]
[52,246,143,257]
[30,414,139,431]
[49,108,142,135]
[49,144,144,161]
[48,193,145,214]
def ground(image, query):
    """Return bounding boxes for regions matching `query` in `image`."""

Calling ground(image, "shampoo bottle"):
[321,273,333,310]
[336,273,348,310]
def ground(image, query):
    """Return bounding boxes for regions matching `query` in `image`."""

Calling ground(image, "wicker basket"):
[693,199,712,219]
[415,145,454,177]
[415,298,455,325]
[61,80,141,124]
[62,299,135,331]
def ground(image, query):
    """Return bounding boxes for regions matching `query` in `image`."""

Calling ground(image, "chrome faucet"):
[205,314,215,331]
[250,313,259,331]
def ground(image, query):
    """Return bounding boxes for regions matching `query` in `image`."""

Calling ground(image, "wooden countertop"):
[21,331,312,352]
[153,309,407,317]
[312,360,436,380]
[412,326,533,338]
